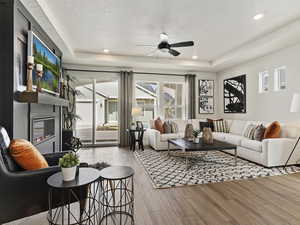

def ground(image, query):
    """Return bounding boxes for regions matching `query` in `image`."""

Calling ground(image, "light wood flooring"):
[5,147,300,225]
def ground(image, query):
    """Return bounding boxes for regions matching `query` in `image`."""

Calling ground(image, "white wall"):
[217,43,300,123]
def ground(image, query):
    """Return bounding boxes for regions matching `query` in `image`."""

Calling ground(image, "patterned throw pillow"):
[207,118,223,131]
[254,124,266,141]
[243,124,257,139]
[213,120,229,133]
[169,121,179,133]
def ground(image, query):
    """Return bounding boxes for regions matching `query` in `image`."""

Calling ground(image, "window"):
[135,82,158,127]
[162,83,183,119]
[135,80,185,125]
[259,71,269,93]
[274,66,287,91]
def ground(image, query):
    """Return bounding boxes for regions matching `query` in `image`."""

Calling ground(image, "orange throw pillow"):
[264,121,281,139]
[9,139,49,170]
[154,117,164,133]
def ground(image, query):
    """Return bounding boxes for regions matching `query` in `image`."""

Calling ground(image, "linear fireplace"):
[32,117,55,145]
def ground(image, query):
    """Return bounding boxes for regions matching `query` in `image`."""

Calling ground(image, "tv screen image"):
[28,31,61,94]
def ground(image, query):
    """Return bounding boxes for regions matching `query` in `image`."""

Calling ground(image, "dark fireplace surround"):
[32,117,55,145]
[0,0,64,154]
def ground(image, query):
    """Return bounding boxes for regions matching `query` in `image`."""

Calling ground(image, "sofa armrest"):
[262,138,300,167]
[147,129,161,148]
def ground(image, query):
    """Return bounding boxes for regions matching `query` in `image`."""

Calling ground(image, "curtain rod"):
[64,68,185,77]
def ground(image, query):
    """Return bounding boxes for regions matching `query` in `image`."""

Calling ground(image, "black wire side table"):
[47,168,100,225]
[99,166,135,225]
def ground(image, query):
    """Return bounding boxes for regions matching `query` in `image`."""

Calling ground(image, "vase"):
[194,137,200,143]
[184,123,194,140]
[202,127,213,144]
[61,166,77,181]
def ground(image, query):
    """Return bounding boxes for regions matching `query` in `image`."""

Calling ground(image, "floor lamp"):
[284,93,300,168]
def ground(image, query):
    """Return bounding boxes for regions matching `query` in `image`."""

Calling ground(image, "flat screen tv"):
[28,31,61,95]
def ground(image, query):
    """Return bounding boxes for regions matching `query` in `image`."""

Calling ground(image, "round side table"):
[47,168,100,225]
[99,166,135,225]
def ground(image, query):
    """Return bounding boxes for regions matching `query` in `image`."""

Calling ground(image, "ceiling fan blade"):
[170,41,194,48]
[169,49,180,56]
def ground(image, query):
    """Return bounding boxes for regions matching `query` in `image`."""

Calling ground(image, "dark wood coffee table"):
[168,138,237,169]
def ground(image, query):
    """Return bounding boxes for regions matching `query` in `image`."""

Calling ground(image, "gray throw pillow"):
[254,124,266,141]
[163,121,172,134]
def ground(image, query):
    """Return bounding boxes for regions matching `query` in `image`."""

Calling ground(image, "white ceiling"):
[22,0,300,71]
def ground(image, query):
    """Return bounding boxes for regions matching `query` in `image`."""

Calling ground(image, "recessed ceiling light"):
[192,55,198,60]
[103,49,110,53]
[253,13,264,20]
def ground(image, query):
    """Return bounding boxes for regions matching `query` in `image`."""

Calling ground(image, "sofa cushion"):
[160,133,183,142]
[281,124,300,138]
[264,121,281,139]
[230,120,247,135]
[224,134,244,146]
[213,132,227,141]
[9,139,49,170]
[241,139,262,152]
[172,120,188,132]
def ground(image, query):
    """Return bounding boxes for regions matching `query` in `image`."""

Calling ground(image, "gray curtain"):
[185,74,196,119]
[119,71,133,147]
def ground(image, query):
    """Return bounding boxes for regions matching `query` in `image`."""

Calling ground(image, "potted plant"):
[59,153,80,181]
[62,72,82,151]
[192,129,201,143]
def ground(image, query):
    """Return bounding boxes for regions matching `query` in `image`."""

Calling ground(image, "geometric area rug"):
[134,149,300,189]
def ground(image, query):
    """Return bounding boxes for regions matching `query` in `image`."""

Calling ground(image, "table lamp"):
[131,107,142,129]
[284,93,300,168]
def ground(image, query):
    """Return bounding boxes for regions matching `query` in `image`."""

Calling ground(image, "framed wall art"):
[223,74,246,113]
[198,80,214,114]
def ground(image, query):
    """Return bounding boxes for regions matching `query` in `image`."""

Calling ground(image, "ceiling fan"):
[138,33,194,57]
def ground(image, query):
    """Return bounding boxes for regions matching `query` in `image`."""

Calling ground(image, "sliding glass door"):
[75,79,119,146]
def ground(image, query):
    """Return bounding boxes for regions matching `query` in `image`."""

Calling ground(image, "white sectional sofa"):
[147,119,300,167]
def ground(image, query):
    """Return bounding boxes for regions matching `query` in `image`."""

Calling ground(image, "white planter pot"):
[194,137,200,143]
[61,166,77,181]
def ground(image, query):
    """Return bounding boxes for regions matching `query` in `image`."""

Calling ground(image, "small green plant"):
[59,153,79,168]
[192,129,201,138]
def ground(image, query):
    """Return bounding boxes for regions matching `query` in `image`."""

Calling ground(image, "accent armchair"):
[0,126,87,224]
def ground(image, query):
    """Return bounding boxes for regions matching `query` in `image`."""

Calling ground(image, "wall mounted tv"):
[28,31,61,95]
